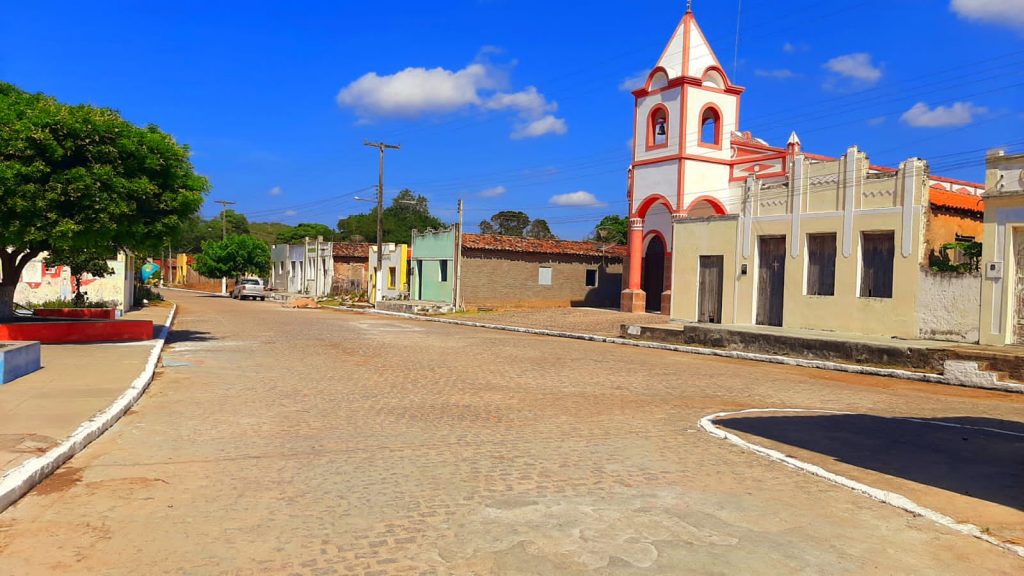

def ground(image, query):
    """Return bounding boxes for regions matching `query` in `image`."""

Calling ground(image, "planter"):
[32,308,116,320]
[0,320,153,344]
[0,341,42,384]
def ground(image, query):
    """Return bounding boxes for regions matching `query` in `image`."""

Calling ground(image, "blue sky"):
[2,1,1023,239]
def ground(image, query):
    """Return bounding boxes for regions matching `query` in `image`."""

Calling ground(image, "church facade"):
[621,7,989,343]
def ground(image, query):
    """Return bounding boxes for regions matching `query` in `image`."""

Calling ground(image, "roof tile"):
[462,234,626,258]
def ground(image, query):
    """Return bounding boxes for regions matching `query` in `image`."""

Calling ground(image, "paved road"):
[1,290,1022,575]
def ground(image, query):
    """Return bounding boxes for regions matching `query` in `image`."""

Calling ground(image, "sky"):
[2,0,1023,240]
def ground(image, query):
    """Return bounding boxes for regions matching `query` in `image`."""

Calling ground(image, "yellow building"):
[979,149,1024,345]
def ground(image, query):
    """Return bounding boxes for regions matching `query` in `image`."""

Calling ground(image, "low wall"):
[33,308,116,320]
[916,270,981,343]
[0,320,153,344]
[0,341,42,384]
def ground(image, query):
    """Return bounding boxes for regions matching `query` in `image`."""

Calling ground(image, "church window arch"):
[647,105,670,150]
[698,104,722,149]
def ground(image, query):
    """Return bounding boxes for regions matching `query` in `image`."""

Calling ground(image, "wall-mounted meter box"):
[986,261,1004,280]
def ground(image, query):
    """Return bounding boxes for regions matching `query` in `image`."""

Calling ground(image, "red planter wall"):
[32,308,116,320]
[0,320,153,344]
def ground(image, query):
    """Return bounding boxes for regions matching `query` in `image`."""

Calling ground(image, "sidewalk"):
[0,303,174,510]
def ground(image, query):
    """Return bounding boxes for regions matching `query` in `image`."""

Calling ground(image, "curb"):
[162,286,227,297]
[699,408,1024,558]
[323,306,957,386]
[0,304,177,514]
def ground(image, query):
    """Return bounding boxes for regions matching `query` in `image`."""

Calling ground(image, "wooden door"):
[1015,229,1024,344]
[698,256,724,323]
[642,236,666,312]
[757,237,786,327]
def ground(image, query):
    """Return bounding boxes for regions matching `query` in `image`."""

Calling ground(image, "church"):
[620,6,988,343]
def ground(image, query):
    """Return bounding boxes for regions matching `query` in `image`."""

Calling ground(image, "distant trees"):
[337,189,444,245]
[478,211,558,240]
[275,223,337,244]
[0,82,208,319]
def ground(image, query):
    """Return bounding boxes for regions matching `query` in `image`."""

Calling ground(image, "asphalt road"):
[1,290,1022,575]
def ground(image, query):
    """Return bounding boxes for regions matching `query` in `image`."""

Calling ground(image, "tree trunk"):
[0,283,17,322]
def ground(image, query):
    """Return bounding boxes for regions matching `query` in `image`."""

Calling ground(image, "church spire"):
[687,1,693,14]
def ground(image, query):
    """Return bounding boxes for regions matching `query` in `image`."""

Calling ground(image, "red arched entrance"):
[642,235,666,312]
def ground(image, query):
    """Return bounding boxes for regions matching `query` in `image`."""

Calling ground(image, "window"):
[860,231,895,298]
[806,234,837,296]
[538,266,552,286]
[699,106,720,147]
[648,107,668,149]
[585,268,598,287]
[439,260,449,283]
[388,267,397,289]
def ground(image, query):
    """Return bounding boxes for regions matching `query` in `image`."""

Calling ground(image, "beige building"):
[979,149,1024,345]
[671,146,984,342]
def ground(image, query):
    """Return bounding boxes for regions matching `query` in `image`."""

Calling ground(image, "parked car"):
[231,278,266,301]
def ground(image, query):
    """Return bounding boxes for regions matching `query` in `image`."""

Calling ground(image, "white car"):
[231,278,266,301]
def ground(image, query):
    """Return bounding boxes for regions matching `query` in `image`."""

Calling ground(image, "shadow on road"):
[717,413,1024,511]
[165,329,216,344]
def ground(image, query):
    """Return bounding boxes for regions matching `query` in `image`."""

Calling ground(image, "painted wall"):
[460,251,623,309]
[916,270,981,342]
[924,208,984,256]
[410,228,456,304]
[368,244,409,302]
[672,151,939,340]
[979,169,1024,346]
[14,252,134,312]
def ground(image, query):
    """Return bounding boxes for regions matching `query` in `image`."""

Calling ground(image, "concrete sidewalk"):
[0,303,173,484]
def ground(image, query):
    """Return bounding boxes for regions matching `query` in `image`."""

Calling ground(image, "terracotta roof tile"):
[462,234,626,258]
[332,242,371,258]
[929,187,984,214]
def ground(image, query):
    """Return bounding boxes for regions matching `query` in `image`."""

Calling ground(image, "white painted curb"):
[699,408,1024,558]
[162,286,227,297]
[0,304,177,514]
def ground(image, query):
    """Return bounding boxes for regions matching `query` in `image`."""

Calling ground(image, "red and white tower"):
[622,6,744,313]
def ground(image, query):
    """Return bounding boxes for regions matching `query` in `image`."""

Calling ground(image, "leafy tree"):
[193,235,271,279]
[524,218,557,240]
[482,210,531,236]
[0,82,208,319]
[591,215,628,245]
[275,222,337,244]
[337,189,444,245]
[44,246,115,307]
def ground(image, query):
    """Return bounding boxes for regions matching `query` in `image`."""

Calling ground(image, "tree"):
[0,82,208,319]
[249,222,292,245]
[524,218,557,240]
[44,246,115,307]
[482,211,531,236]
[478,220,496,235]
[275,222,337,244]
[592,215,628,245]
[193,235,271,280]
[337,189,444,245]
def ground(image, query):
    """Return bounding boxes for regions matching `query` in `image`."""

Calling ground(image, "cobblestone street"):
[1,290,1022,574]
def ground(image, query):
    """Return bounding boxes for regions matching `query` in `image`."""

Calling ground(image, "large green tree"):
[193,235,271,279]
[0,82,208,318]
[524,218,557,240]
[591,215,628,245]
[337,189,444,245]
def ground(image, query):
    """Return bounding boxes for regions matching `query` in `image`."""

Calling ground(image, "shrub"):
[32,298,116,309]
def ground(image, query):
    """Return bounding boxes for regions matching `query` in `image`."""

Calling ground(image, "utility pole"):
[214,199,237,295]
[453,198,464,311]
[364,141,400,304]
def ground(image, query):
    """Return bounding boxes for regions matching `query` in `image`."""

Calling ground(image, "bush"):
[135,284,164,303]
[32,298,116,309]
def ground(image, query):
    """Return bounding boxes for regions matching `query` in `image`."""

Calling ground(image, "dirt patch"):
[33,467,83,496]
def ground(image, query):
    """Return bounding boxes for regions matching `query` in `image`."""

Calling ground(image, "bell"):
[656,121,667,136]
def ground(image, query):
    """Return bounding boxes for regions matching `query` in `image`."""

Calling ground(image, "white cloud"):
[900,101,988,128]
[951,0,1024,30]
[867,116,887,126]
[337,55,567,139]
[269,186,283,196]
[480,185,507,198]
[549,191,606,207]
[284,209,298,217]
[783,42,797,54]
[823,53,882,87]
[619,71,649,91]
[512,115,568,140]
[755,68,797,79]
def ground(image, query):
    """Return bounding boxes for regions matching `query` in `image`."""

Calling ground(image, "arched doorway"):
[642,235,666,312]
